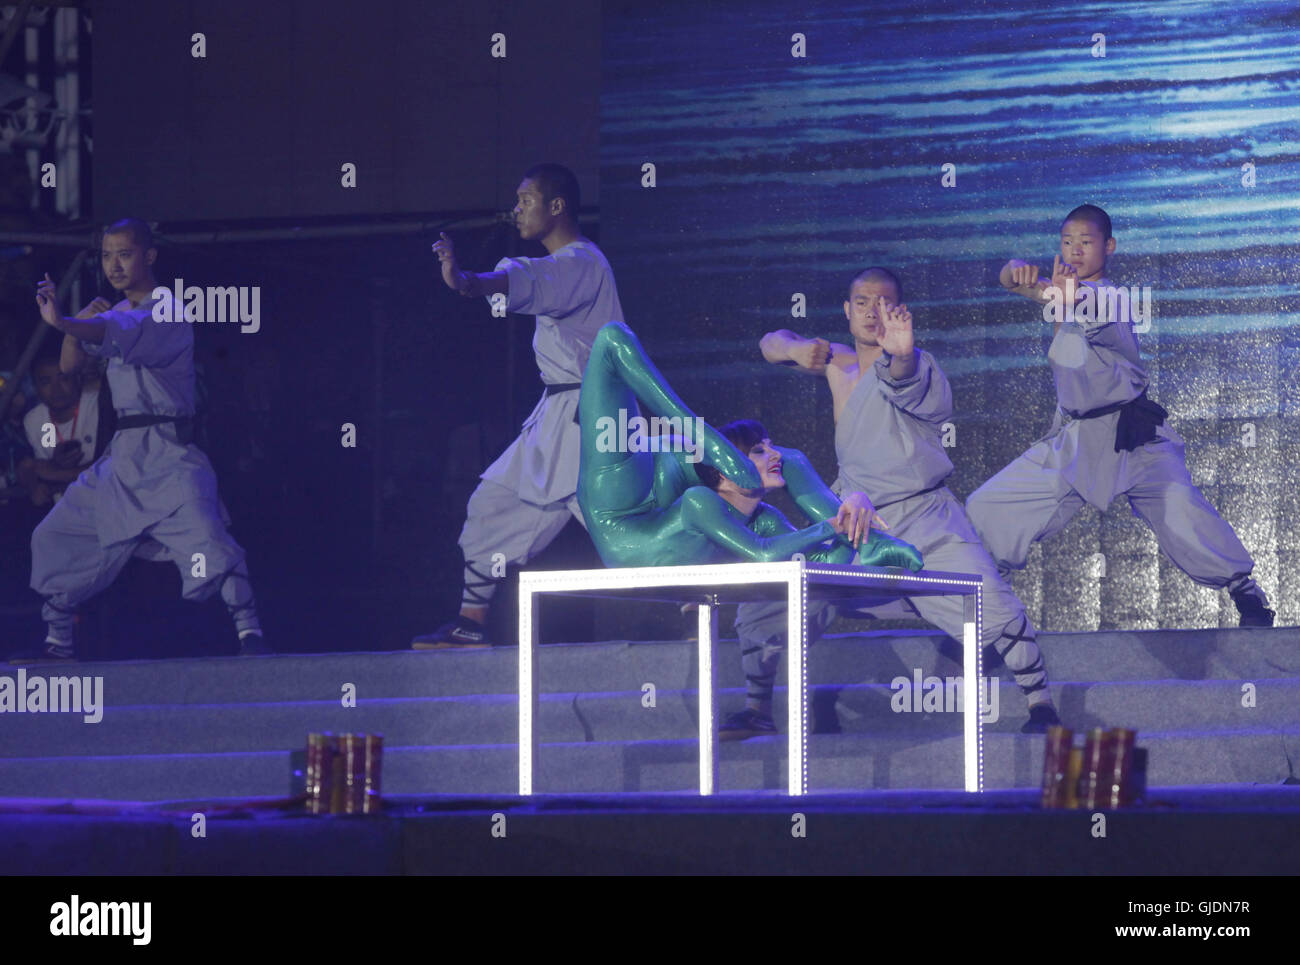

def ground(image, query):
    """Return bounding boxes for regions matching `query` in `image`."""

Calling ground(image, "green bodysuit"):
[577,322,923,570]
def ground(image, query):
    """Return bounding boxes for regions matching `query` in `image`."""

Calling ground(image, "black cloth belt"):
[541,381,583,424]
[1072,389,1168,453]
[115,413,194,444]
[874,476,951,512]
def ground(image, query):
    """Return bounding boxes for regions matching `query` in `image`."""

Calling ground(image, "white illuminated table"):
[518,560,984,796]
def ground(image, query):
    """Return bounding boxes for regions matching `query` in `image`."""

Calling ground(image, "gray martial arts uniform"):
[457,240,623,607]
[30,291,259,644]
[965,278,1265,604]
[736,348,1051,708]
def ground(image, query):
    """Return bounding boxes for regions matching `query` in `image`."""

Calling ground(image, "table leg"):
[961,588,983,793]
[519,585,538,796]
[787,569,807,796]
[698,601,718,795]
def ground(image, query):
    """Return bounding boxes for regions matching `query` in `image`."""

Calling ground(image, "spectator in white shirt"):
[17,350,100,507]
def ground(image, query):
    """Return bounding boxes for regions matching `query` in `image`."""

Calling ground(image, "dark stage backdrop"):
[600,0,1300,631]
[92,0,602,221]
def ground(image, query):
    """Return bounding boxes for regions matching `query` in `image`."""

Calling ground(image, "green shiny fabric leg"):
[578,322,760,518]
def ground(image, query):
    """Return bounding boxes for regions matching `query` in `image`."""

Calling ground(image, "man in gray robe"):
[11,218,264,664]
[966,204,1273,626]
[722,267,1062,740]
[412,163,624,649]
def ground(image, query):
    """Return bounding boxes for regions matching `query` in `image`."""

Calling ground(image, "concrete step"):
[2,678,1298,758]
[2,628,1295,801]
[1,626,1293,708]
[2,726,1296,801]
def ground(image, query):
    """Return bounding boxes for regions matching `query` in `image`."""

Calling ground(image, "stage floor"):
[4,785,1298,875]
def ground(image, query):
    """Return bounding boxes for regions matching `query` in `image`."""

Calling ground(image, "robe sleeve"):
[873,348,953,426]
[81,300,190,369]
[496,246,600,319]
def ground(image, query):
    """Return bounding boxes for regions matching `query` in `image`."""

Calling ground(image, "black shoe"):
[237,632,272,656]
[1020,703,1061,734]
[719,708,777,742]
[411,617,493,650]
[1232,592,1275,627]
[8,639,76,665]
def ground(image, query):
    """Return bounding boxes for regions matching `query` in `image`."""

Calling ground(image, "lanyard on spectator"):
[55,402,80,444]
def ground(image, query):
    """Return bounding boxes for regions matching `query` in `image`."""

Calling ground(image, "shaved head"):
[523,163,580,220]
[1063,204,1111,240]
[848,266,901,302]
[101,217,154,251]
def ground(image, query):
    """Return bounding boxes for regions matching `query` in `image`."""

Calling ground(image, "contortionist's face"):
[745,438,784,490]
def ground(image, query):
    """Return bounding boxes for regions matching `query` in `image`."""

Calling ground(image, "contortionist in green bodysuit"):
[576,322,923,570]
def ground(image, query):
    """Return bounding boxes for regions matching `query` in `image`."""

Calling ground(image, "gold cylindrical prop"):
[363,734,384,814]
[1039,726,1141,809]
[1040,725,1074,808]
[1107,728,1137,808]
[305,733,338,815]
[305,732,383,815]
